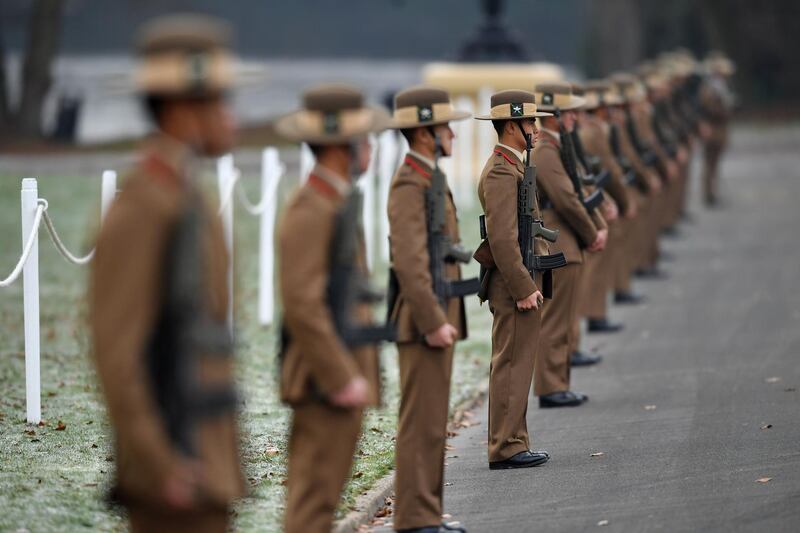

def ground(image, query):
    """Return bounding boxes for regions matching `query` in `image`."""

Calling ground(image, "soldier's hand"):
[163,460,201,510]
[625,202,638,219]
[602,199,619,221]
[677,146,689,165]
[330,376,368,408]
[425,323,458,348]
[516,291,543,312]
[588,229,608,252]
[648,172,662,195]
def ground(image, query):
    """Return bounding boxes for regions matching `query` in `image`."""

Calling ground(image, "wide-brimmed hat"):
[534,82,587,112]
[704,52,736,76]
[135,14,236,96]
[388,85,471,129]
[474,89,552,120]
[609,73,647,104]
[274,83,390,145]
[582,80,623,110]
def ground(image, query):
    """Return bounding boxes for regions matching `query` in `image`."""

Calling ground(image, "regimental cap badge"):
[187,52,208,90]
[542,93,554,106]
[417,105,433,123]
[323,112,339,134]
[510,103,524,117]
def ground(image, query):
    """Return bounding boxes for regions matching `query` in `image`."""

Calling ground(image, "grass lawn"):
[0,165,492,532]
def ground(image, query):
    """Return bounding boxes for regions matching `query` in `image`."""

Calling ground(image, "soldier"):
[700,52,736,206]
[274,84,391,533]
[386,85,473,533]
[532,82,607,408]
[90,14,244,533]
[473,90,554,467]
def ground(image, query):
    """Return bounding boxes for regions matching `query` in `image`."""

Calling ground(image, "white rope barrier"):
[0,201,45,287]
[40,207,95,265]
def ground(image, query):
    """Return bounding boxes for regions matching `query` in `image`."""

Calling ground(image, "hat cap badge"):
[417,105,433,122]
[323,112,339,134]
[542,93,553,106]
[510,103,524,117]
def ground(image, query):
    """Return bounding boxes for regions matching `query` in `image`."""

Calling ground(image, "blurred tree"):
[0,0,64,139]
[583,0,642,77]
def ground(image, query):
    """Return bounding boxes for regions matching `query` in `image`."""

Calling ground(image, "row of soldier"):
[88,14,734,533]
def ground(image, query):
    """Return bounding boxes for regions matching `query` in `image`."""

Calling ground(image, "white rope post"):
[217,155,235,332]
[258,148,283,326]
[377,130,399,262]
[359,134,378,270]
[100,170,117,220]
[21,178,41,424]
[454,95,476,209]
[299,143,314,184]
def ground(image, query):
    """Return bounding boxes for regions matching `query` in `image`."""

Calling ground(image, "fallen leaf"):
[264,447,280,457]
[765,377,781,383]
[353,471,364,479]
[591,452,605,457]
[598,519,609,526]
[24,429,36,436]
[784,388,796,392]
[90,443,98,449]
[447,430,459,438]
[644,405,657,411]
[47,391,57,397]
[444,482,453,486]
[756,477,772,483]
[442,514,453,519]
[37,420,46,427]
[760,424,772,430]
[55,421,66,431]
[83,483,98,488]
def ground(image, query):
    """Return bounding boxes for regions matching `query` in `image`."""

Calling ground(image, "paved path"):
[373,124,800,532]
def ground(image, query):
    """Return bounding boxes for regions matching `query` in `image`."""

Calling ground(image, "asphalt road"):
[373,124,800,533]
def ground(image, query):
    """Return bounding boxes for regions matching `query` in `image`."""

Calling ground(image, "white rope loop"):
[236,162,285,216]
[39,200,95,265]
[218,167,241,216]
[0,202,46,287]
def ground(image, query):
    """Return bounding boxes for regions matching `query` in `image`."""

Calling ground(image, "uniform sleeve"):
[90,191,177,487]
[483,164,538,301]
[278,201,360,397]
[388,178,448,334]
[536,146,599,248]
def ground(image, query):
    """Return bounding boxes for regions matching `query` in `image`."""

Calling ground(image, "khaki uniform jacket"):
[387,153,467,343]
[700,83,730,145]
[579,116,632,214]
[534,137,605,264]
[475,145,550,301]
[90,138,244,507]
[278,170,381,406]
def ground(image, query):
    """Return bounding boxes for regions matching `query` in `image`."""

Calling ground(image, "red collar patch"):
[493,148,516,166]
[307,174,339,199]
[404,155,432,179]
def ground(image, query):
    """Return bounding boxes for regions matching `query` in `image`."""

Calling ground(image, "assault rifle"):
[624,107,658,167]
[571,128,610,190]
[608,124,637,187]
[147,191,237,458]
[425,138,480,306]
[557,112,605,212]
[328,189,396,347]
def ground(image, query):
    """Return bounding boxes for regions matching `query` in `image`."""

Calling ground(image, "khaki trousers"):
[129,506,228,533]
[394,341,454,530]
[284,402,363,533]
[486,270,542,462]
[535,263,581,397]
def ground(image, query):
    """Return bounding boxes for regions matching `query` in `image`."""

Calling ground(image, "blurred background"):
[1,0,798,147]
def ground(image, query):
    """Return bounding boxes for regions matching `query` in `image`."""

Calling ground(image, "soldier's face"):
[432,124,455,157]
[197,96,236,156]
[356,136,372,173]
[561,110,577,132]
